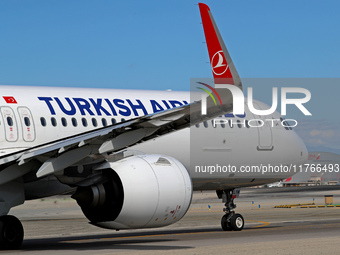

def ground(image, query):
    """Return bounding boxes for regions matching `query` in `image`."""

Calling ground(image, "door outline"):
[0,107,18,142]
[17,107,36,142]
[250,102,273,150]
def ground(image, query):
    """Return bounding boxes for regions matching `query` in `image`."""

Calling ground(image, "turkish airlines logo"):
[211,50,228,75]
[3,96,17,104]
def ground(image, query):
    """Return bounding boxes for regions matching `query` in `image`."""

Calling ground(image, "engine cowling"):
[73,154,192,229]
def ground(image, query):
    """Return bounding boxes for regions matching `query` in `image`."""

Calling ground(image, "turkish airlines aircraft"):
[0,3,307,249]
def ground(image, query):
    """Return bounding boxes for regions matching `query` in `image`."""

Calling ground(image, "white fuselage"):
[0,85,307,190]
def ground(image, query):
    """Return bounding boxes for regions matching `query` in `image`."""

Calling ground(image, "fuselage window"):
[72,118,78,127]
[51,117,57,127]
[40,117,46,127]
[228,119,233,128]
[211,120,217,128]
[61,117,67,127]
[195,123,200,128]
[102,118,107,127]
[7,117,13,126]
[121,118,126,122]
[245,120,250,128]
[92,118,98,127]
[82,118,88,127]
[237,120,242,128]
[203,121,208,128]
[111,118,116,125]
[24,117,31,127]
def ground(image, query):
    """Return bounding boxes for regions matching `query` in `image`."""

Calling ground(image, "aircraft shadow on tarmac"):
[19,222,279,251]
[21,227,224,251]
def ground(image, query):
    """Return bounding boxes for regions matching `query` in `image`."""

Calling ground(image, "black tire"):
[0,215,24,250]
[230,213,244,231]
[221,214,232,231]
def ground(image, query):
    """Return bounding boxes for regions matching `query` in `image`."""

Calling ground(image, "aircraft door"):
[0,107,18,142]
[251,102,273,150]
[17,107,36,142]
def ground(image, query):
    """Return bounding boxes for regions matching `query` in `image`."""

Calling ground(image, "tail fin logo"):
[211,50,228,75]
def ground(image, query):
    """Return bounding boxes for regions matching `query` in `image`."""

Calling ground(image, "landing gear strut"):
[0,215,24,250]
[217,189,244,231]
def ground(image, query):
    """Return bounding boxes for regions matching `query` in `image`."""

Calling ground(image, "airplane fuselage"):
[0,85,307,191]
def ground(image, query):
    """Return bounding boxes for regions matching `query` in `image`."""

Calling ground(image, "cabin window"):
[61,117,67,127]
[245,120,250,128]
[211,120,217,128]
[82,118,88,127]
[102,118,107,127]
[72,118,78,127]
[195,123,200,128]
[40,117,46,127]
[51,117,57,127]
[237,120,242,128]
[228,120,233,128]
[121,118,126,122]
[7,117,13,126]
[24,117,31,127]
[92,118,98,127]
[111,118,116,125]
[203,121,208,128]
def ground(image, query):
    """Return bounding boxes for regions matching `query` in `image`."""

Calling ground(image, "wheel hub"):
[235,217,243,228]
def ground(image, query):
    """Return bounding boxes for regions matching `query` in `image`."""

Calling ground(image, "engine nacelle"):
[73,154,192,229]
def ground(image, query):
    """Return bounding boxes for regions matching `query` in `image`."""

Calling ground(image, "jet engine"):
[72,154,192,229]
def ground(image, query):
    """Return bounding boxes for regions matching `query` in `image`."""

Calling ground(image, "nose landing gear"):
[217,189,244,231]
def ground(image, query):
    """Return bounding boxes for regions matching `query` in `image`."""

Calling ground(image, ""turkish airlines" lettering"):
[38,97,188,117]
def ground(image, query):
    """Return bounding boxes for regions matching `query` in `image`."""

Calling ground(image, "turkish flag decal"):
[3,96,17,104]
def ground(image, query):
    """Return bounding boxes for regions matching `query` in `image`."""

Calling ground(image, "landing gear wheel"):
[0,215,24,250]
[221,214,232,231]
[230,213,244,231]
[217,189,244,232]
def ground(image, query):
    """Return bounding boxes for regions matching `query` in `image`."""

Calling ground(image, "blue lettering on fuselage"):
[150,100,164,113]
[37,97,188,117]
[89,98,111,116]
[126,99,148,116]
[73,98,95,115]
[54,97,76,115]
[113,99,131,116]
[38,97,56,115]
[224,113,246,118]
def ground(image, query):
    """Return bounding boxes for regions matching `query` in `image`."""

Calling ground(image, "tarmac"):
[3,186,340,254]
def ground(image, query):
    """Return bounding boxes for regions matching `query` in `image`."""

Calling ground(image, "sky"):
[0,0,339,151]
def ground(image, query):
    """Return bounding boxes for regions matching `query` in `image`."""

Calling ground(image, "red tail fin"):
[199,3,242,89]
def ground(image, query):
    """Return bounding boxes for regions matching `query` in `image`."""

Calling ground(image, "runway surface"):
[3,187,340,254]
